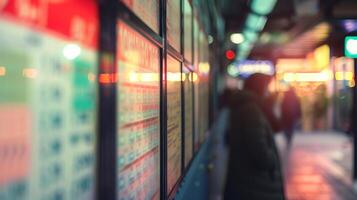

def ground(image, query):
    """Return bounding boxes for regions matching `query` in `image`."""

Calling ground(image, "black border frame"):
[98,0,211,199]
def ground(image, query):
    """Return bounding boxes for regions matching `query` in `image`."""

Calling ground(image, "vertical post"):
[160,0,168,199]
[352,59,357,182]
[97,0,117,199]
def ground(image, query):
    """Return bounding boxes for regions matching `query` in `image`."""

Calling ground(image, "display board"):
[167,55,182,194]
[183,0,192,62]
[183,67,193,168]
[193,18,200,70]
[193,74,200,151]
[0,1,98,200]
[121,0,160,33]
[116,21,160,200]
[167,0,181,51]
[198,31,210,144]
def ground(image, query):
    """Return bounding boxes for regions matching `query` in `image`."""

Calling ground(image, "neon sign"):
[234,60,274,77]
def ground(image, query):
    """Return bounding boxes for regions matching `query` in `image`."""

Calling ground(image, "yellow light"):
[346,72,354,80]
[199,63,210,74]
[349,80,355,87]
[129,72,139,82]
[141,73,158,82]
[335,71,354,81]
[276,59,307,73]
[22,68,38,79]
[0,66,6,76]
[182,73,186,81]
[283,71,332,82]
[191,73,198,82]
[283,73,296,82]
[335,72,344,80]
[129,72,159,82]
[314,44,330,69]
[167,72,181,82]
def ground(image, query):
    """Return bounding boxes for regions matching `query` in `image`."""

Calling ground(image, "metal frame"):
[97,0,118,199]
[97,0,209,199]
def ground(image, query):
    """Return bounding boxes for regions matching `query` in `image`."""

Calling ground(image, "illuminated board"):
[235,60,274,78]
[184,0,192,62]
[199,32,209,144]
[193,18,200,69]
[194,76,200,151]
[167,55,182,194]
[167,0,181,51]
[183,68,193,167]
[116,21,160,200]
[121,0,160,33]
[0,1,98,200]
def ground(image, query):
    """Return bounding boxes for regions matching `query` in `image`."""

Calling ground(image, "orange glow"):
[335,72,354,81]
[199,62,210,74]
[128,72,159,82]
[349,79,355,87]
[22,68,38,79]
[190,73,199,82]
[276,59,308,73]
[314,45,330,69]
[283,70,332,82]
[167,72,181,82]
[0,66,6,76]
[181,73,186,81]
[99,73,117,84]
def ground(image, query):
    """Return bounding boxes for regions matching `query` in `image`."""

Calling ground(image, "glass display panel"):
[183,0,192,62]
[121,0,160,33]
[167,0,181,51]
[183,67,193,168]
[167,55,182,194]
[198,31,209,144]
[193,18,199,70]
[193,74,200,151]
[0,1,98,200]
[116,21,160,200]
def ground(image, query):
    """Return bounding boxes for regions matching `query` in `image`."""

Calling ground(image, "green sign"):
[345,36,357,58]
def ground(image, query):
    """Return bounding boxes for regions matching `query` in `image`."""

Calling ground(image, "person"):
[281,86,301,148]
[224,73,285,200]
[313,84,329,129]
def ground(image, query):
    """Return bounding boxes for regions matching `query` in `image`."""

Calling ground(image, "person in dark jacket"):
[281,86,301,148]
[224,73,285,200]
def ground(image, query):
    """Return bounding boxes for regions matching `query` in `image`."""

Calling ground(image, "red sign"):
[0,0,98,49]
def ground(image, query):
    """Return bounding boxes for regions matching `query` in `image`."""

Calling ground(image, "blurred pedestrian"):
[313,84,329,129]
[281,86,301,148]
[224,73,285,200]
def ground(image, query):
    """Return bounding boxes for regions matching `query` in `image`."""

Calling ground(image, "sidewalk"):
[275,132,357,200]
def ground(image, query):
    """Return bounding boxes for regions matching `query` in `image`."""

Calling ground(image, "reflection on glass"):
[183,68,193,168]
[167,0,181,50]
[167,55,182,194]
[184,0,192,62]
[117,21,160,200]
[121,0,160,33]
